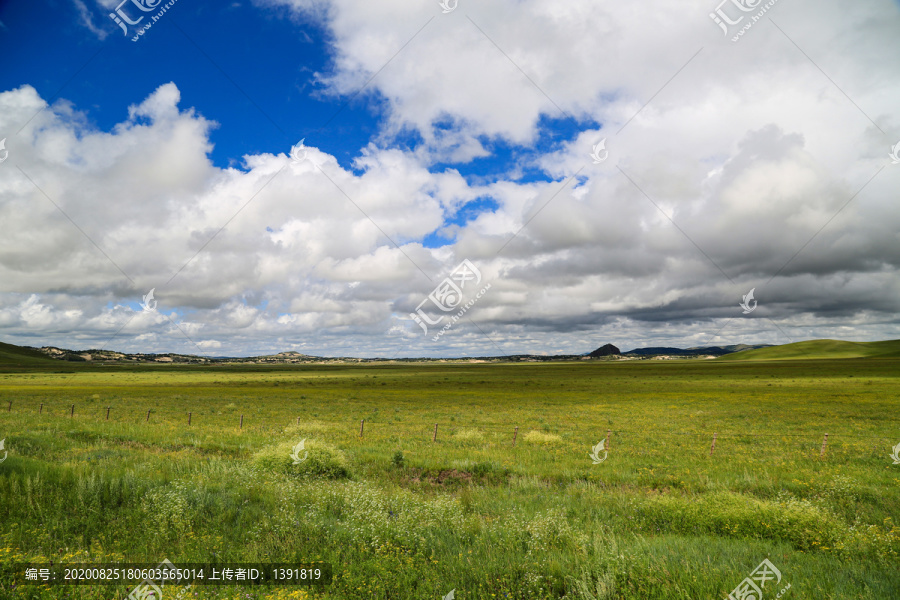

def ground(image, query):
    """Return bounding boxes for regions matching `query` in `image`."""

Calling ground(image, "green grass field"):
[0,343,898,599]
[720,339,900,361]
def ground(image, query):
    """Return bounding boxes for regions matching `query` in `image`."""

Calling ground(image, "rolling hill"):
[0,341,67,369]
[718,339,900,361]
[622,343,771,357]
[2,338,898,369]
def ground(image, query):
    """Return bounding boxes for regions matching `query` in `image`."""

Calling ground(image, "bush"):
[523,430,563,445]
[452,428,485,444]
[631,491,842,550]
[471,461,499,477]
[252,439,352,480]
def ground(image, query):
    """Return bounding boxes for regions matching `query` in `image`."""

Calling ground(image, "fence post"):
[7,401,10,412]
[240,415,244,429]
[710,432,717,456]
[513,426,518,446]
[606,429,611,451]
[146,410,151,423]
[359,420,365,437]
[106,407,110,420]
[70,404,75,418]
[820,433,828,458]
[296,416,300,426]
[39,403,43,415]
[188,412,192,426]
[433,423,438,442]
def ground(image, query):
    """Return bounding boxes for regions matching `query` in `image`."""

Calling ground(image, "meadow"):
[0,353,898,599]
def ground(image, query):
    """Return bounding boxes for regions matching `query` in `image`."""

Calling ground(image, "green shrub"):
[452,428,484,444]
[631,491,842,550]
[252,440,352,480]
[523,430,563,445]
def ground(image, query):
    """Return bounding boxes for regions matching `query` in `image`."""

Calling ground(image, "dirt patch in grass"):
[402,467,474,487]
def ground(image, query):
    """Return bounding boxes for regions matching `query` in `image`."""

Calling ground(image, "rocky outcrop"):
[588,343,620,357]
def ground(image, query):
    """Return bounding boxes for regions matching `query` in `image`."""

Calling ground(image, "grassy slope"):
[718,338,900,361]
[0,341,67,369]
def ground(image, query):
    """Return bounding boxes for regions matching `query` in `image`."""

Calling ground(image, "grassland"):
[719,339,900,361]
[0,349,898,599]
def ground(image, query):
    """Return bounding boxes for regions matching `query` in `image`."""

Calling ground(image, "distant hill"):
[718,339,900,361]
[622,344,772,357]
[588,344,620,357]
[3,338,898,368]
[0,341,65,368]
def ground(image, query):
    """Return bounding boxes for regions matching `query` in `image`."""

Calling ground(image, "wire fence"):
[4,399,898,460]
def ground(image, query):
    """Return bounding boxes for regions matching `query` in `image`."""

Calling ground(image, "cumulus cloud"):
[2,0,900,356]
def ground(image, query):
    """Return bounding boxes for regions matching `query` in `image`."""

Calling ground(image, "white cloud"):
[3,0,900,356]
[74,0,109,41]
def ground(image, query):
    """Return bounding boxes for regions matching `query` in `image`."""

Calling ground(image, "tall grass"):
[0,359,897,598]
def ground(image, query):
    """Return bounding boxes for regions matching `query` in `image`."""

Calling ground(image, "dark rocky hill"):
[588,343,621,357]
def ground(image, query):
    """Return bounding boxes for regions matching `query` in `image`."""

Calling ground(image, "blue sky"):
[2,2,339,167]
[0,0,592,250]
[0,0,899,358]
